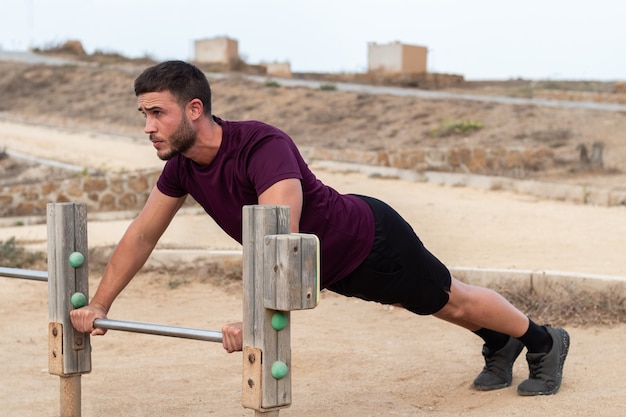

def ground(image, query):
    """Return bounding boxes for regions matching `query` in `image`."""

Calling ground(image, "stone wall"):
[305,145,555,177]
[294,71,465,89]
[534,89,626,104]
[1,169,161,217]
[0,144,563,217]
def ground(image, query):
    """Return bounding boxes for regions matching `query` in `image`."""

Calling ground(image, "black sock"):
[517,320,553,354]
[473,328,510,351]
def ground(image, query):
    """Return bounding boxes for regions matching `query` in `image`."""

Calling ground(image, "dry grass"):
[497,284,626,327]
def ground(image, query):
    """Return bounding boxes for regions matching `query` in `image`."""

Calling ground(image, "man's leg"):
[434,277,528,335]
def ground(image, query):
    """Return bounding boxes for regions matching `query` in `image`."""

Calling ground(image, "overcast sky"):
[1,0,624,81]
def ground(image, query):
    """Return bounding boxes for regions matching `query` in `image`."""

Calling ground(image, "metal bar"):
[0,266,48,281]
[93,318,223,343]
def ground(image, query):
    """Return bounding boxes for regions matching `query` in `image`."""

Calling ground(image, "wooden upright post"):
[242,205,288,415]
[47,203,92,417]
[241,205,319,416]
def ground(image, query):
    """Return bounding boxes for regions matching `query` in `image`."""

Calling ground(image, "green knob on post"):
[271,311,288,331]
[71,292,87,308]
[68,251,85,268]
[271,361,288,380]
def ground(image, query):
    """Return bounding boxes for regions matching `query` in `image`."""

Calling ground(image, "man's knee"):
[434,278,471,320]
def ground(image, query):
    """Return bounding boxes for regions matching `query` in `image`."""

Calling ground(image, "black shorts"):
[327,195,451,315]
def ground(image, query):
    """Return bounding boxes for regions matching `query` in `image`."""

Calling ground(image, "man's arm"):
[70,186,186,335]
[258,178,303,232]
[221,178,303,353]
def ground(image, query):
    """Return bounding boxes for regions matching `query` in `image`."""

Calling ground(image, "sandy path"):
[3,164,625,277]
[0,120,160,172]
[1,122,625,416]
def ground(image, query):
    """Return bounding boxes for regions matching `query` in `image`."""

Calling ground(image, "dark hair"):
[134,60,212,116]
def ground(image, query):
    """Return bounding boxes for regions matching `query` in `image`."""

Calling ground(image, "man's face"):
[138,91,196,161]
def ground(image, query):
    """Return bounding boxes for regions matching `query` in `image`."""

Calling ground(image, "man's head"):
[134,60,212,116]
[136,61,212,161]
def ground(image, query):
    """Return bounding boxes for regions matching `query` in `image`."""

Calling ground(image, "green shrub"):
[317,83,337,91]
[264,80,281,88]
[0,237,45,269]
[430,118,484,137]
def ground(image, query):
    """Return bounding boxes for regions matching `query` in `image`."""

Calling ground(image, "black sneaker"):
[473,336,525,391]
[517,326,570,396]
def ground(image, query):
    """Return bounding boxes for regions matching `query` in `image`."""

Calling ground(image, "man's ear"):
[187,98,204,120]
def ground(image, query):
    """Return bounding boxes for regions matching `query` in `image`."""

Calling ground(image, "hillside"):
[1,58,625,186]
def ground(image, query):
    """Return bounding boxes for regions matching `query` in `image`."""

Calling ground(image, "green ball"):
[70,292,87,308]
[271,361,288,380]
[271,311,288,331]
[68,251,85,268]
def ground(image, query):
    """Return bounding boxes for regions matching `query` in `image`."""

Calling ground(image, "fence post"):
[241,205,319,416]
[47,202,92,417]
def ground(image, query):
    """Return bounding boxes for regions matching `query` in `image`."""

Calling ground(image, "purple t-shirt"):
[156,117,374,288]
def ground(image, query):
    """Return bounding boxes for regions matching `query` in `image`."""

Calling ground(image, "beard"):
[153,116,197,161]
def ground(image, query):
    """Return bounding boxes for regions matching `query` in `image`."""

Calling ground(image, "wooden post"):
[241,206,319,416]
[47,203,92,417]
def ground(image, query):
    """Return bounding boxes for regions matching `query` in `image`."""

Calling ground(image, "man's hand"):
[221,322,243,353]
[70,303,108,336]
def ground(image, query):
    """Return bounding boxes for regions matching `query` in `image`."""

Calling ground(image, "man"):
[70,61,569,396]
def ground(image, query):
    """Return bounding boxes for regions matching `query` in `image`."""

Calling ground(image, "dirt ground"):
[2,271,625,417]
[1,56,626,416]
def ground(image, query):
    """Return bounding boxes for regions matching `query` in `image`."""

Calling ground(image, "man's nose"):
[144,117,156,134]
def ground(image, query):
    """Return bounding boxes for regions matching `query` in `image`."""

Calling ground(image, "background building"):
[194,36,239,65]
[368,41,428,74]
